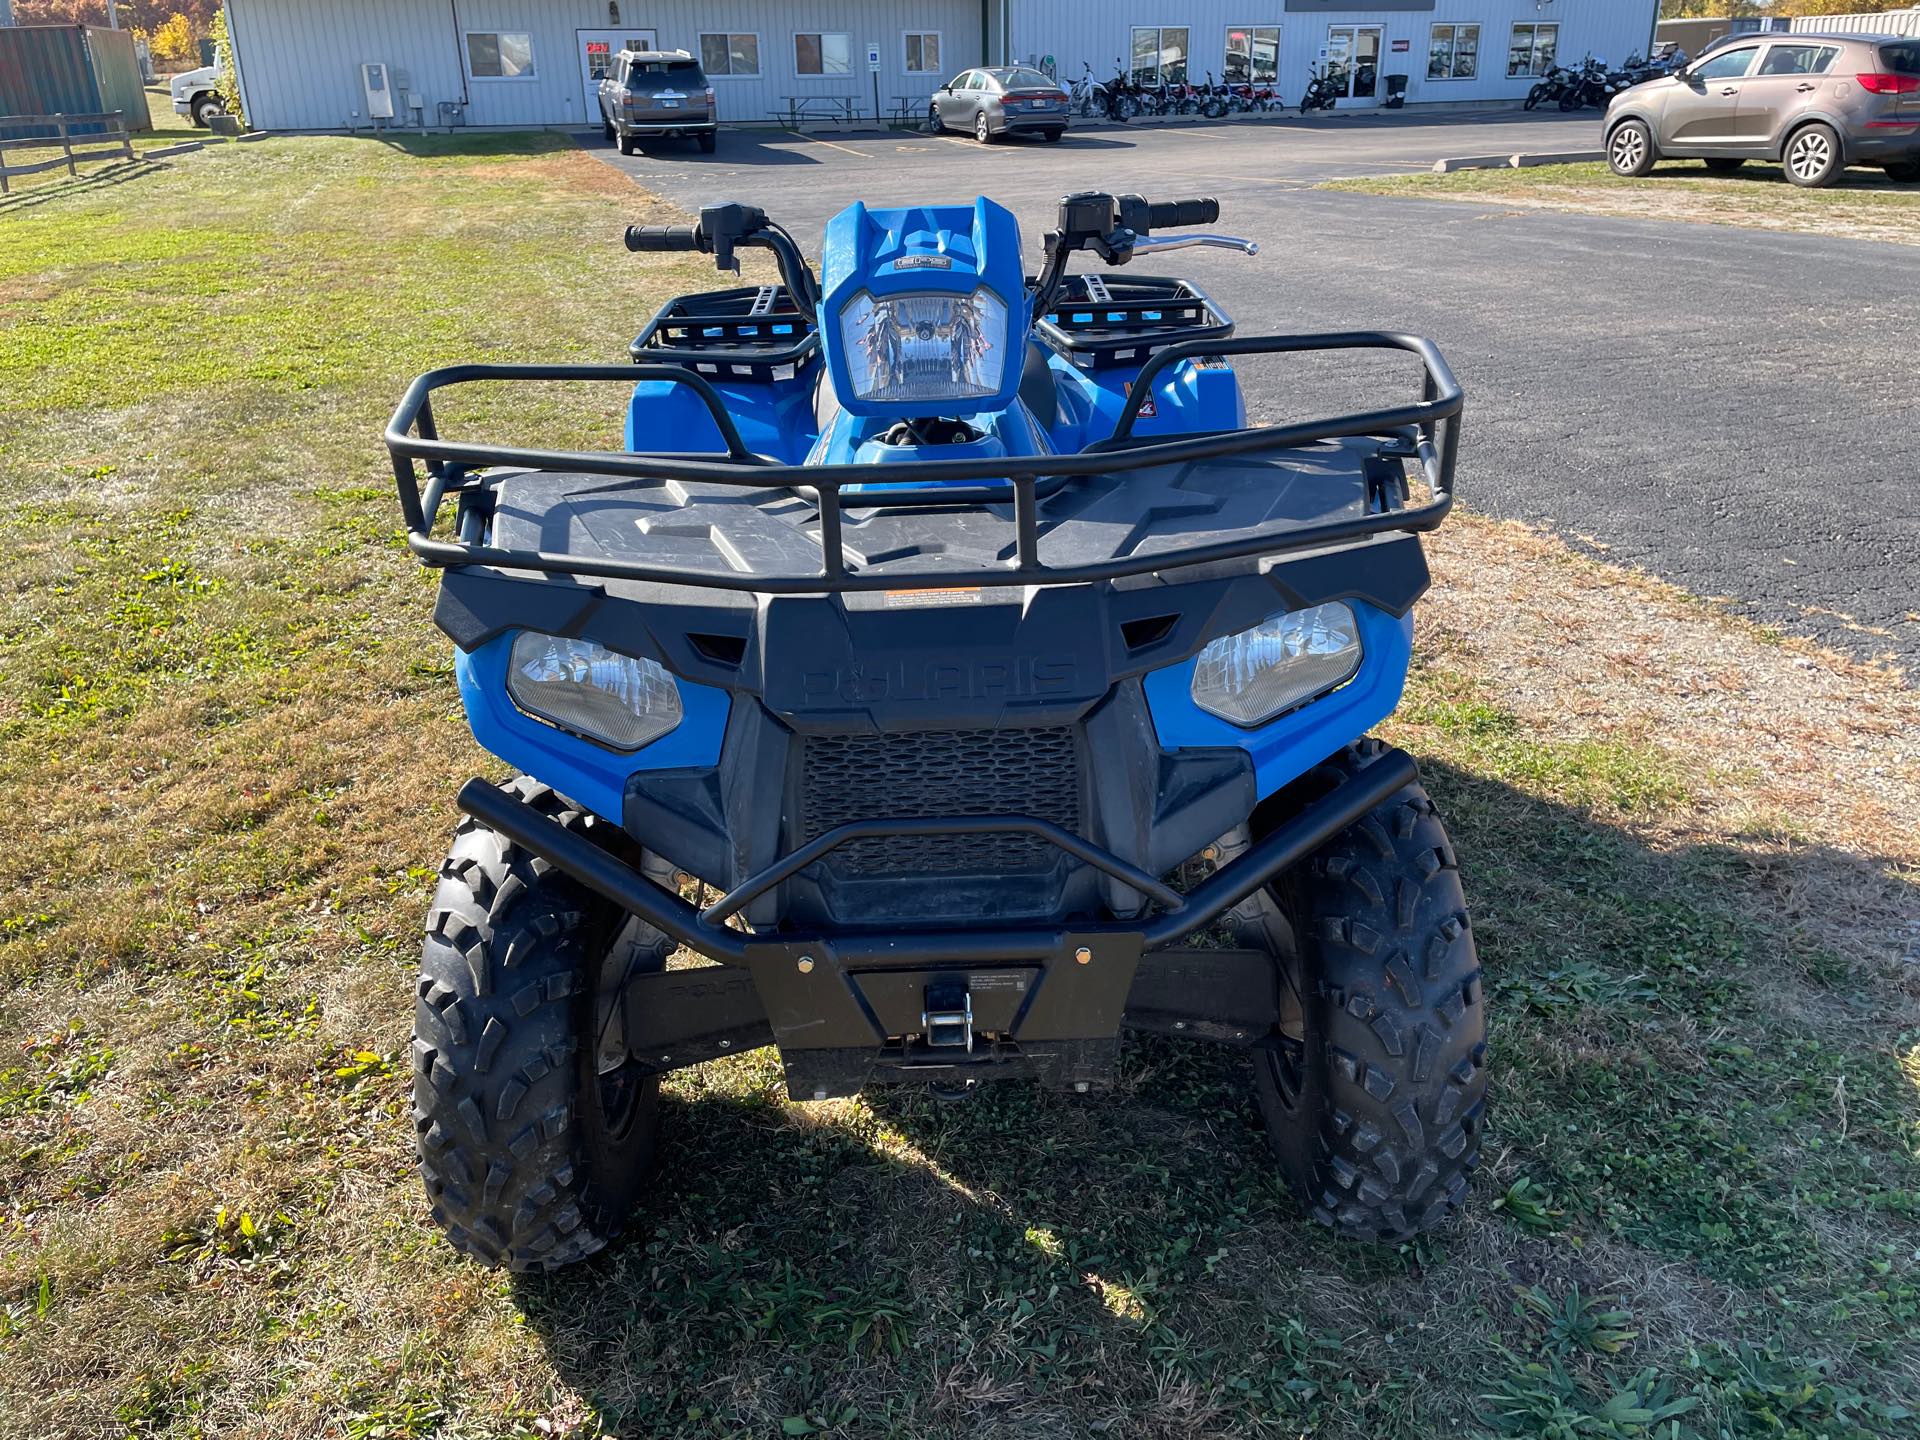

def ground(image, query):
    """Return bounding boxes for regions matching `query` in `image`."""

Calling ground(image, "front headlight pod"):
[839,288,1009,404]
[1189,602,1363,726]
[506,632,682,750]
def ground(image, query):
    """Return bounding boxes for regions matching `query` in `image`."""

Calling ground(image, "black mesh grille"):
[799,727,1083,877]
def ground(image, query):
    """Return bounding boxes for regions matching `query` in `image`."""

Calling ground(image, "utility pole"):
[106,0,121,26]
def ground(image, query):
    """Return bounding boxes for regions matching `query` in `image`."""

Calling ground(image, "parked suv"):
[1605,34,1920,187]
[599,49,716,155]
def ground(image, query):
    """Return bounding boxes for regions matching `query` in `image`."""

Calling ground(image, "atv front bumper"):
[456,744,1416,1098]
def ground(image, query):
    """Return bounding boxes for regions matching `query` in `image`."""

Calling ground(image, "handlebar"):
[1146,198,1218,230]
[623,224,706,253]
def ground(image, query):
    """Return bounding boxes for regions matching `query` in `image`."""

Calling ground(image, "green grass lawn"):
[2,135,1918,1439]
[1326,160,1920,246]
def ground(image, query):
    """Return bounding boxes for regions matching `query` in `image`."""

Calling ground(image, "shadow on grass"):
[507,759,1920,1438]
[0,158,166,214]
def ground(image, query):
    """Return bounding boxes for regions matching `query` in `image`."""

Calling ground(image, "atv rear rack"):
[387,329,1461,597]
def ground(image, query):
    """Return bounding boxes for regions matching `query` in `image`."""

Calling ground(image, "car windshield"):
[998,69,1057,90]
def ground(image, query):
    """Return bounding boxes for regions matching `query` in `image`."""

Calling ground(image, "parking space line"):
[785,129,871,159]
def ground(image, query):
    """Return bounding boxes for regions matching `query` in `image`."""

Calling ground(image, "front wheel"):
[413,779,672,1271]
[1524,84,1546,111]
[1041,128,1064,143]
[190,92,226,128]
[1784,122,1842,188]
[1607,118,1657,177]
[1246,742,1488,1242]
[928,103,943,133]
[1558,90,1583,112]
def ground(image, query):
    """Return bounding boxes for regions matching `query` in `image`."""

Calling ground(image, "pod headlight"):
[506,633,682,750]
[839,288,1009,405]
[1189,602,1363,726]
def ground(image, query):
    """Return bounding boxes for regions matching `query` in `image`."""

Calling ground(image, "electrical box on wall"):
[361,62,395,119]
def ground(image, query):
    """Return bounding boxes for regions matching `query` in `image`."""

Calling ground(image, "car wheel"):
[975,110,993,144]
[617,132,637,157]
[697,131,716,154]
[1042,128,1064,143]
[928,103,943,133]
[1606,119,1657,178]
[1784,122,1841,188]
[1703,157,1744,173]
[190,93,225,128]
[1883,159,1920,183]
[601,116,616,143]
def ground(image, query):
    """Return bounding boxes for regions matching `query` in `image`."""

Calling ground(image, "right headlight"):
[506,632,682,750]
[1189,602,1362,726]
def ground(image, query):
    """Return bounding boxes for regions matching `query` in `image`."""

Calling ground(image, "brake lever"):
[1128,233,1260,256]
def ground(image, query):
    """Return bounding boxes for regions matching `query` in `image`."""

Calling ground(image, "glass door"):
[578,29,658,118]
[1326,25,1383,102]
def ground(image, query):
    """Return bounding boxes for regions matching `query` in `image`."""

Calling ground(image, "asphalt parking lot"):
[595,114,1920,670]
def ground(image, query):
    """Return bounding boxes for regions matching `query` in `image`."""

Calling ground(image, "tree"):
[1660,1,1761,17]
[147,11,199,69]
[12,0,219,30]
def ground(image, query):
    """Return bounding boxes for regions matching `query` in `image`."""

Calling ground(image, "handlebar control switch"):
[696,201,768,275]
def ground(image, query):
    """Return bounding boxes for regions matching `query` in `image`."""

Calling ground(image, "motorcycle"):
[1068,62,1112,120]
[1300,60,1346,113]
[1523,64,1572,111]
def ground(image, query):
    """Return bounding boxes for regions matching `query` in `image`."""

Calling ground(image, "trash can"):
[1384,74,1409,109]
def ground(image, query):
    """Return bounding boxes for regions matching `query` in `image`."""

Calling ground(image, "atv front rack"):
[1033,273,1233,370]
[627,282,818,383]
[387,329,1461,597]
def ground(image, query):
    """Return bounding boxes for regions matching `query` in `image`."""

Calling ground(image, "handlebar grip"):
[1146,197,1219,229]
[624,224,706,253]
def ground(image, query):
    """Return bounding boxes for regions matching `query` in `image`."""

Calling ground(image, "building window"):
[1428,23,1480,81]
[1225,26,1280,85]
[1131,26,1190,86]
[904,32,941,74]
[700,33,760,77]
[795,32,852,76]
[1507,23,1558,78]
[466,31,535,80]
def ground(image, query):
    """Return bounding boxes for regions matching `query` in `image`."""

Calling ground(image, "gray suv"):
[1605,33,1920,187]
[599,49,717,156]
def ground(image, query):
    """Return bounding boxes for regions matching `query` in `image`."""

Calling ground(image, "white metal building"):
[224,0,1660,132]
[1789,8,1920,37]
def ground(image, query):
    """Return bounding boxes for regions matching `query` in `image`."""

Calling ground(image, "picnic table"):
[779,95,858,129]
[891,95,933,126]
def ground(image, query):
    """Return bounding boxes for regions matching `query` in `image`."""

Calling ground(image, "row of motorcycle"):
[1524,50,1689,113]
[1066,61,1285,120]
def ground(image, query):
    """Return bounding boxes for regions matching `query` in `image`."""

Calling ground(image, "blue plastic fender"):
[625,375,819,465]
[456,633,731,825]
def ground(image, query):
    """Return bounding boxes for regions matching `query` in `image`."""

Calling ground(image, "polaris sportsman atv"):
[389,191,1485,1272]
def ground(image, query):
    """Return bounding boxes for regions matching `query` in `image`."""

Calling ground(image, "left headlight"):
[1189,602,1363,726]
[839,287,1009,405]
[506,632,682,750]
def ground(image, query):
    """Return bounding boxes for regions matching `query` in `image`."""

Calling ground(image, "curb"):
[1511,148,1603,167]
[1433,148,1605,172]
[140,140,205,159]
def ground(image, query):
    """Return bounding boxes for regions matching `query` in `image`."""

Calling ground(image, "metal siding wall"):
[0,25,106,134]
[229,0,985,132]
[1007,0,1657,106]
[1789,11,1920,38]
[82,25,155,131]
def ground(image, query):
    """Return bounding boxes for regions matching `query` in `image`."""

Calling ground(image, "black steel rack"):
[1033,274,1233,370]
[386,329,1463,597]
[627,282,818,384]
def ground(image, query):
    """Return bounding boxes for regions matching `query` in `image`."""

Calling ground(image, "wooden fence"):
[0,112,135,195]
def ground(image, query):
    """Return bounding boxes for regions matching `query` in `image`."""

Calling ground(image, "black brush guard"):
[391,330,1458,1092]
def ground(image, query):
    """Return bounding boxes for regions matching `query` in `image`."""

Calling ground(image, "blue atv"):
[389,190,1484,1271]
